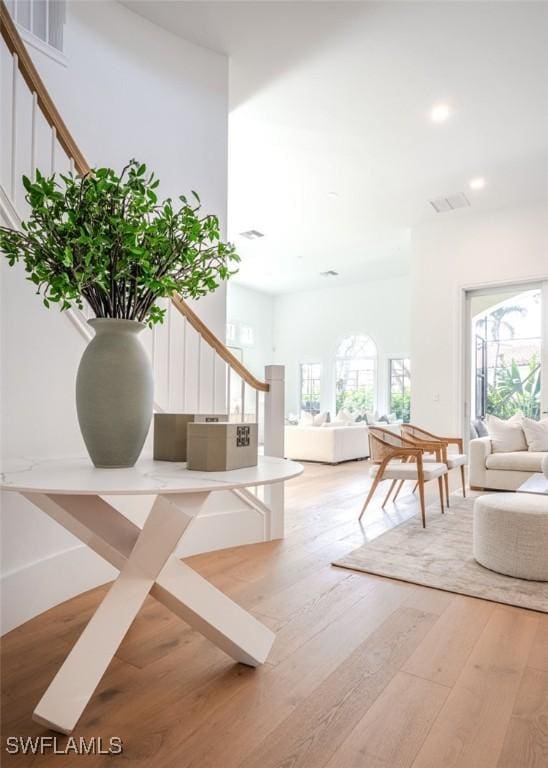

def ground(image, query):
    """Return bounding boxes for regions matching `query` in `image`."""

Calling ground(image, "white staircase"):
[0,2,286,633]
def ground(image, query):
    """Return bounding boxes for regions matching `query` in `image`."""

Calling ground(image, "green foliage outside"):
[390,392,411,423]
[0,160,239,326]
[487,355,541,420]
[336,388,374,414]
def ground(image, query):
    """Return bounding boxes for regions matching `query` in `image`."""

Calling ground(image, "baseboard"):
[1,546,116,636]
[1,505,266,636]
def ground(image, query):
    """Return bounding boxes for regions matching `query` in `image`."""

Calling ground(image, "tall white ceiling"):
[123,1,548,294]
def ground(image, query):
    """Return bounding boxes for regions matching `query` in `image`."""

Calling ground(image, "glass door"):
[466,282,548,430]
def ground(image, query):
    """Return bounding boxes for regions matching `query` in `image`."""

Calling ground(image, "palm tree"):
[478,304,526,385]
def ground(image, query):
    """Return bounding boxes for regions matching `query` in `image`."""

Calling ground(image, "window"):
[226,322,237,344]
[336,335,377,414]
[239,324,254,346]
[389,358,411,422]
[471,288,542,420]
[300,363,321,415]
[7,0,66,53]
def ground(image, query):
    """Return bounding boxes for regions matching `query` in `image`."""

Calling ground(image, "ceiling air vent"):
[320,270,339,277]
[430,193,471,213]
[239,229,264,240]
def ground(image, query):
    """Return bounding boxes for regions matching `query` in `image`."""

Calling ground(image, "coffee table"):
[518,473,548,495]
[0,455,303,734]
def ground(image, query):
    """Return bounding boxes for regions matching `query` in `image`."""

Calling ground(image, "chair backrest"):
[401,424,439,442]
[368,427,409,463]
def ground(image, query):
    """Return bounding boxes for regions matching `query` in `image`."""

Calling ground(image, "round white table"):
[1,456,303,734]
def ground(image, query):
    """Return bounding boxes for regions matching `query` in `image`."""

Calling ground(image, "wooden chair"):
[360,427,448,528]
[398,424,467,506]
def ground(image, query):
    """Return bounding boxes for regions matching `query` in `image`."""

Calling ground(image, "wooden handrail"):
[171,295,269,392]
[0,1,89,175]
[0,0,269,393]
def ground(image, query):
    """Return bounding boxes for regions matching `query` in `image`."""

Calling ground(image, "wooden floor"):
[2,461,547,767]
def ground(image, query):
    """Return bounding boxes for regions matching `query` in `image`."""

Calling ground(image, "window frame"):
[299,362,322,416]
[388,356,411,423]
[8,0,67,62]
[335,334,378,415]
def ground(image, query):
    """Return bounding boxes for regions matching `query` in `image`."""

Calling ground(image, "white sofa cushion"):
[424,452,467,468]
[485,451,547,472]
[486,414,527,453]
[522,417,548,452]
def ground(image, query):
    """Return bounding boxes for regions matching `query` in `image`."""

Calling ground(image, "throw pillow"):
[521,417,548,452]
[335,409,353,425]
[299,411,314,427]
[313,411,328,427]
[473,418,489,438]
[486,414,527,453]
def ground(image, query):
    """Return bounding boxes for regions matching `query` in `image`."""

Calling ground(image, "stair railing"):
[0,0,286,538]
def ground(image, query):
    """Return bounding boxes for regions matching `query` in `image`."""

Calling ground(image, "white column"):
[263,364,285,539]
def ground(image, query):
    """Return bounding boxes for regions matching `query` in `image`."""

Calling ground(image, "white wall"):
[272,276,411,417]
[0,1,234,633]
[411,201,548,437]
[26,0,229,337]
[226,283,275,379]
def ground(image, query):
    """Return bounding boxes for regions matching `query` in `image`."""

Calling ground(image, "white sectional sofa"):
[469,436,548,491]
[284,423,401,464]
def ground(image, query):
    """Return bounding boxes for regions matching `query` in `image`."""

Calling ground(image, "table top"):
[518,472,548,495]
[0,456,303,495]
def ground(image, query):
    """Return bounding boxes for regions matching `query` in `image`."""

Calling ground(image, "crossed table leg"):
[23,491,275,735]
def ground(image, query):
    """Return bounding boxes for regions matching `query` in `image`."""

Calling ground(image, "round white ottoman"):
[473,493,548,581]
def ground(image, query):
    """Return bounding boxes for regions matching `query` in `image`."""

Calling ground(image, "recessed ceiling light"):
[430,103,450,123]
[469,177,485,190]
[327,191,339,199]
[239,229,264,240]
[320,270,339,277]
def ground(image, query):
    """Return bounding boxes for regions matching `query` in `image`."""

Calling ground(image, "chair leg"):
[444,471,450,508]
[359,474,383,522]
[392,479,406,502]
[412,481,418,494]
[460,465,466,497]
[381,479,397,509]
[437,476,445,514]
[417,475,426,528]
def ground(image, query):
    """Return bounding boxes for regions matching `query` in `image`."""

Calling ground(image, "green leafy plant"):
[335,387,374,414]
[390,391,411,423]
[487,355,541,420]
[0,160,239,325]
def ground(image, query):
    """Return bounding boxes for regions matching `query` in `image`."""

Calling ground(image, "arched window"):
[336,334,377,414]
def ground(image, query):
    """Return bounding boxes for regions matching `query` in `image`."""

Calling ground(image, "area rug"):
[334,496,548,613]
